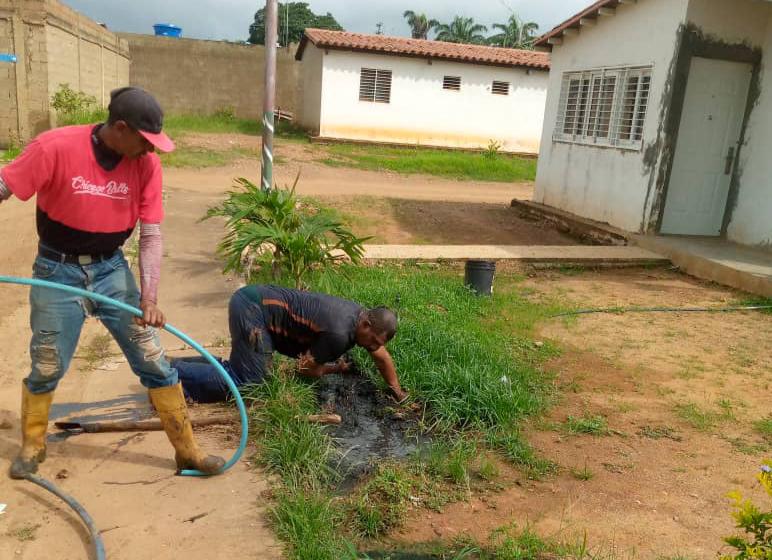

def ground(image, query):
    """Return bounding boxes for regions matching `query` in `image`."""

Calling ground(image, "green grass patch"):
[754,417,772,442]
[0,141,22,162]
[160,145,257,168]
[164,112,262,136]
[317,265,562,435]
[673,402,733,432]
[56,107,108,126]
[564,414,610,436]
[272,490,354,560]
[323,143,537,183]
[571,462,595,481]
[350,464,413,538]
[242,263,567,558]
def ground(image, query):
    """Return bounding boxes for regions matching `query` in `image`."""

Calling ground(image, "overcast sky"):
[62,0,591,42]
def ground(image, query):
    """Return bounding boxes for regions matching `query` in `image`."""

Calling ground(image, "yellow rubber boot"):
[10,385,54,479]
[149,383,225,475]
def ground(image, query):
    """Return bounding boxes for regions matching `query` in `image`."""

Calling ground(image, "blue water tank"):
[153,23,182,38]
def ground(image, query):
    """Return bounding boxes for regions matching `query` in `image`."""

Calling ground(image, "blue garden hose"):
[1,275,250,559]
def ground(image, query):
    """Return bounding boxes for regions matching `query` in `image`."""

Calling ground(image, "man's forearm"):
[138,222,162,303]
[297,354,345,378]
[372,349,401,392]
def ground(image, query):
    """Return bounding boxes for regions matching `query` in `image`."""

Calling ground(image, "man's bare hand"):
[337,357,354,374]
[390,387,409,405]
[134,300,166,328]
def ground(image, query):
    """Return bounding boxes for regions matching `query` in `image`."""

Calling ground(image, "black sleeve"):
[309,333,351,364]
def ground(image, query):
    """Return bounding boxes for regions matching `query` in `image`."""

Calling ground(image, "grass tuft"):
[565,414,610,436]
[272,490,352,560]
[755,417,772,443]
[1,141,22,162]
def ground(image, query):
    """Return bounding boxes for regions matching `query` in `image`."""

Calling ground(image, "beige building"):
[0,0,129,147]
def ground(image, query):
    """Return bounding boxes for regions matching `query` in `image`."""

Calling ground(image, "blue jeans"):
[26,250,178,395]
[174,289,272,403]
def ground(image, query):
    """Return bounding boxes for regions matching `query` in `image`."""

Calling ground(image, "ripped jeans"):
[26,250,178,395]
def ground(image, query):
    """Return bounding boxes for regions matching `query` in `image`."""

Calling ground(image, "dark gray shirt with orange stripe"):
[240,285,363,364]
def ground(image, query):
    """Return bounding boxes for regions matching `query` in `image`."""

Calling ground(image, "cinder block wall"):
[0,0,129,147]
[120,33,302,119]
[45,0,129,110]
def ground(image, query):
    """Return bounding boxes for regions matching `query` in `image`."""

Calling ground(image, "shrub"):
[721,461,772,559]
[205,177,368,288]
[51,84,97,119]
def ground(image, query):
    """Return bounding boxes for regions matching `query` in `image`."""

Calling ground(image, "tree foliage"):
[403,10,436,40]
[488,15,539,49]
[248,2,343,46]
[432,16,488,45]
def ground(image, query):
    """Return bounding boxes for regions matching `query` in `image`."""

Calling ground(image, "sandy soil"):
[396,268,772,559]
[0,192,281,560]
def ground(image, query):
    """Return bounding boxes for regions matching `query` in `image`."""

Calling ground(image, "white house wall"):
[298,45,324,133]
[535,0,689,232]
[316,49,548,154]
[686,0,772,247]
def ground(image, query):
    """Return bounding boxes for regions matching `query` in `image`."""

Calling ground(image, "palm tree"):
[403,10,435,40]
[432,16,488,45]
[488,15,539,49]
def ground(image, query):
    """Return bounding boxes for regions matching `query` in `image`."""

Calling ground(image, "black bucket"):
[464,260,496,296]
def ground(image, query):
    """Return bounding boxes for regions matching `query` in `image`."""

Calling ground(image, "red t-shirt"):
[0,125,163,252]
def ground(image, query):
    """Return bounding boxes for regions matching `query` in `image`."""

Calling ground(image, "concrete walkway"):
[363,244,667,263]
[634,235,772,297]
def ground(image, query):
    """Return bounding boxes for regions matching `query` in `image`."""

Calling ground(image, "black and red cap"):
[108,87,175,152]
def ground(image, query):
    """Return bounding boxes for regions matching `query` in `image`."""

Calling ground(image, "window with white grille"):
[359,68,392,103]
[443,75,461,91]
[554,66,652,149]
[492,81,510,95]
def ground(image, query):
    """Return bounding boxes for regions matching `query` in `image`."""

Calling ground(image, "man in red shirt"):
[0,87,224,478]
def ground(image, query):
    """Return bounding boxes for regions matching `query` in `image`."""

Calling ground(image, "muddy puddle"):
[315,373,428,486]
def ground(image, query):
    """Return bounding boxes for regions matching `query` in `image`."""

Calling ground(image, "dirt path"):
[0,192,281,559]
[397,268,772,558]
[166,134,534,205]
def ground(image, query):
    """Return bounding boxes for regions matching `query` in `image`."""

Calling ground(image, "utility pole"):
[261,0,278,191]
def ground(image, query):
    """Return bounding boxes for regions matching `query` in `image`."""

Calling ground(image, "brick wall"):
[0,0,129,147]
[120,33,302,118]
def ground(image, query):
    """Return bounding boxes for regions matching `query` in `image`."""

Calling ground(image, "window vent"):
[443,75,461,91]
[492,81,510,95]
[359,68,393,103]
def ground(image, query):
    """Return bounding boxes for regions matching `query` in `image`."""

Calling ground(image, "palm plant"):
[403,10,435,40]
[204,177,367,289]
[432,16,488,45]
[488,15,539,49]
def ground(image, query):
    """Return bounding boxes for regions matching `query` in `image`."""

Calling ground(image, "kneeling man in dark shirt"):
[173,285,408,404]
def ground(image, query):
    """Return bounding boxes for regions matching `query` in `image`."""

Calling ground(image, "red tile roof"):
[534,0,621,49]
[297,29,550,70]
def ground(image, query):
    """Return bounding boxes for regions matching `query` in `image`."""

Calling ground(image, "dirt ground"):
[1,140,770,560]
[0,188,281,560]
[396,268,772,559]
[170,132,560,246]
